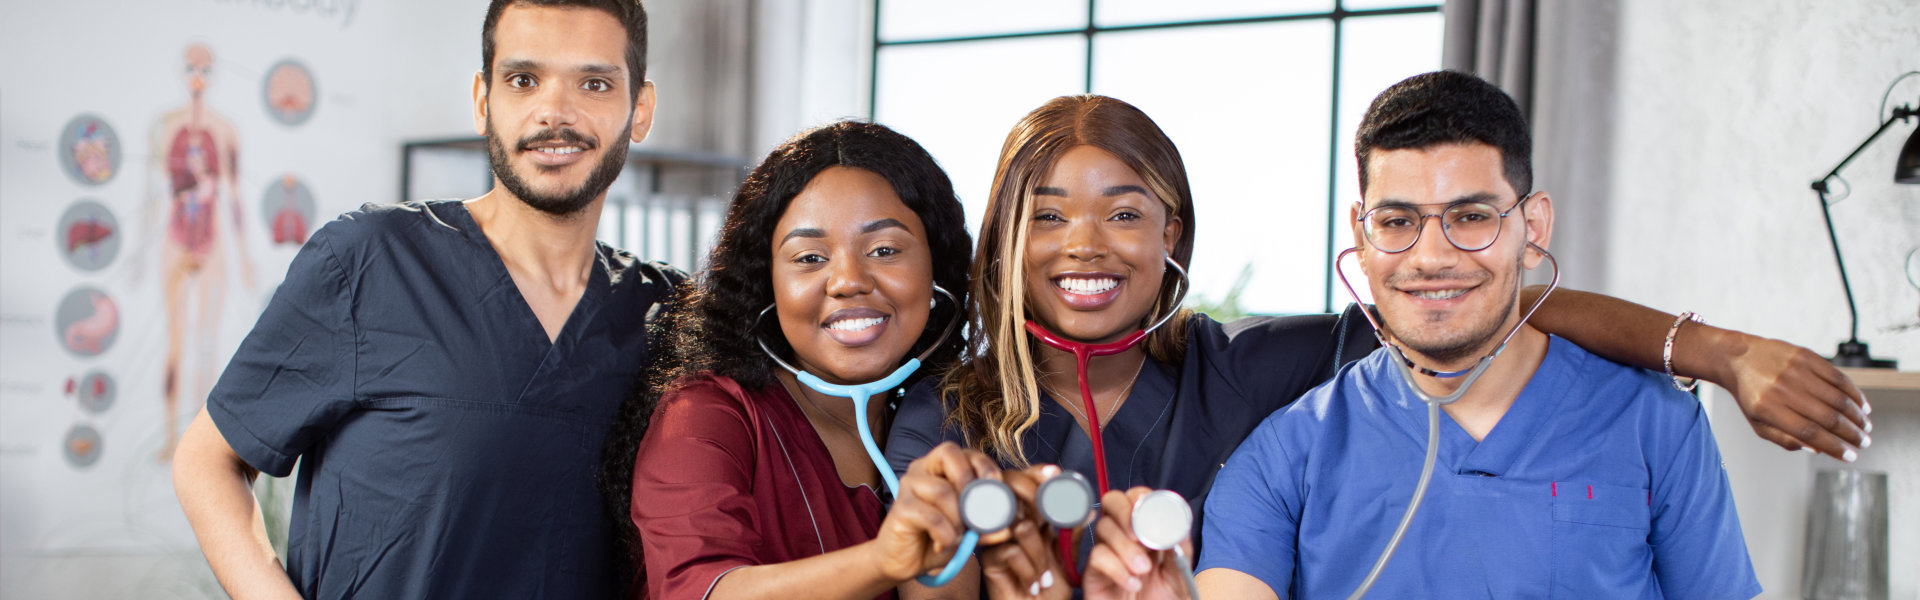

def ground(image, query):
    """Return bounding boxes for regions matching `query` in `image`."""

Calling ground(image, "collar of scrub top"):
[1022,254,1189,496]
[1333,242,1559,407]
[755,284,973,586]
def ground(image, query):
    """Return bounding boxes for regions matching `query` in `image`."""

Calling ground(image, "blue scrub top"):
[886,308,1379,549]
[206,200,681,599]
[1200,335,1761,599]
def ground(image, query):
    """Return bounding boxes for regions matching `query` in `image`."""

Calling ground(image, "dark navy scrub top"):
[884,307,1379,550]
[206,200,681,599]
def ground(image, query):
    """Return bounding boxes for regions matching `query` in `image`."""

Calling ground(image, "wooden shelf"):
[1840,368,1920,392]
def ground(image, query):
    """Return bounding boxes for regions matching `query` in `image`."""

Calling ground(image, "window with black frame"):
[870,1,1443,316]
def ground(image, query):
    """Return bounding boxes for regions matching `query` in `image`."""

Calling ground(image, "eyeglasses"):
[1356,194,1532,254]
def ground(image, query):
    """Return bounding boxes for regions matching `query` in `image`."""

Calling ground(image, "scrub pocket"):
[1549,482,1655,598]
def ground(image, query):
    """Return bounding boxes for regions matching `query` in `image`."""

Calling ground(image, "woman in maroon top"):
[611,121,1002,599]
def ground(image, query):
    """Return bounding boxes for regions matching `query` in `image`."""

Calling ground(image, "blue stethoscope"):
[754,285,975,587]
[1331,241,1559,599]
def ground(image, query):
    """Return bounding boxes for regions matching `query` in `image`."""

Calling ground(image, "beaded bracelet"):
[1664,312,1704,392]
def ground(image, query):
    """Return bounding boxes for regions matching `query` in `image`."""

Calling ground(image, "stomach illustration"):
[64,292,119,355]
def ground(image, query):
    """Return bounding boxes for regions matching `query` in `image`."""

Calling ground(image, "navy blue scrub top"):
[206,200,681,599]
[884,308,1380,550]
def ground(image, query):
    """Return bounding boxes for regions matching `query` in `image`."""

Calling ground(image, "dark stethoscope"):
[1331,237,1559,599]
[1035,471,1199,597]
[757,285,1006,587]
[1022,255,1190,587]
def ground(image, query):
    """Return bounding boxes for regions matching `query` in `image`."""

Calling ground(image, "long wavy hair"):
[940,95,1196,467]
[600,120,972,591]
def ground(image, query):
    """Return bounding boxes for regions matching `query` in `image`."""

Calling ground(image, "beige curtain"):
[1444,0,1621,293]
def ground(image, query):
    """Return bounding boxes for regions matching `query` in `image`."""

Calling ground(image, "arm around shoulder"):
[1523,286,1869,461]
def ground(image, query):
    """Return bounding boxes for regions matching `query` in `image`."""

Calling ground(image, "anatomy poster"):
[0,1,420,596]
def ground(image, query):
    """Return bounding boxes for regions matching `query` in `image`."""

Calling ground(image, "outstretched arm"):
[1525,286,1870,461]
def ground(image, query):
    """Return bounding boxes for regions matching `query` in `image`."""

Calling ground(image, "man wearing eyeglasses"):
[1086,71,1761,598]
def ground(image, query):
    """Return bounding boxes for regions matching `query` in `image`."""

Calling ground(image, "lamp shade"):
[1897,124,1920,184]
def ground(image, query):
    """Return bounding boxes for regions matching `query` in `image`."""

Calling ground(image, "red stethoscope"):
[1024,255,1188,585]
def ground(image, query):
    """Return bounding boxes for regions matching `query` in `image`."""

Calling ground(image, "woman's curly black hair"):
[599,119,972,592]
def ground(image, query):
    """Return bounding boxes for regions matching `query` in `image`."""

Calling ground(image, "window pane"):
[1329,12,1444,309]
[879,0,1085,42]
[1094,0,1333,28]
[1092,21,1334,316]
[1340,0,1442,12]
[874,36,1088,231]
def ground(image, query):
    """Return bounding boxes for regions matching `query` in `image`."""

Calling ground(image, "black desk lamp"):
[1808,90,1919,369]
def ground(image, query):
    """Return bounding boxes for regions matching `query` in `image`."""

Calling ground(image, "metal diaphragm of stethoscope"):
[961,478,1019,534]
[1131,489,1201,600]
[1036,471,1098,585]
[1331,240,1559,599]
[755,285,972,586]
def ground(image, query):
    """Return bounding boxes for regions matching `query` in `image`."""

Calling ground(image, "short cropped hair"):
[1355,70,1531,198]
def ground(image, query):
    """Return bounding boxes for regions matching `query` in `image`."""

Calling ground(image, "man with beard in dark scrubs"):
[171,2,680,597]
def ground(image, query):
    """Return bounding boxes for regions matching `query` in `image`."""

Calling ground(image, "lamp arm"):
[1812,187,1862,343]
[1813,106,1917,192]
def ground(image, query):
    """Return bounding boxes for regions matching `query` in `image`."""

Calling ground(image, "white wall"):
[1597,1,1920,598]
[1603,0,1920,367]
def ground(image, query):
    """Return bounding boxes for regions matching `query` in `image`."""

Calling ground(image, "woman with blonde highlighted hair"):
[944,95,1197,466]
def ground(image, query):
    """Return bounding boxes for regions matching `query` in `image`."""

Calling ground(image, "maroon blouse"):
[630,374,894,600]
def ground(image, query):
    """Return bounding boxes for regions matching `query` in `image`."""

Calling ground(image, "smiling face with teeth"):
[771,166,935,385]
[1022,145,1184,345]
[472,4,656,217]
[1354,142,1553,368]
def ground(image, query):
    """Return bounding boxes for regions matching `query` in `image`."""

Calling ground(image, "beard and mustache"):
[485,115,631,217]
[1378,251,1526,365]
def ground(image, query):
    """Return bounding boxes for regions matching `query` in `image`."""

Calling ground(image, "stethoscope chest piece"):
[960,479,1018,534]
[1037,471,1097,530]
[1130,490,1192,551]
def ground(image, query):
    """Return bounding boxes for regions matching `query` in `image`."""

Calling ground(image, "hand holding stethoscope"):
[1083,486,1201,600]
[976,466,1091,598]
[874,443,1022,586]
[978,467,1199,599]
